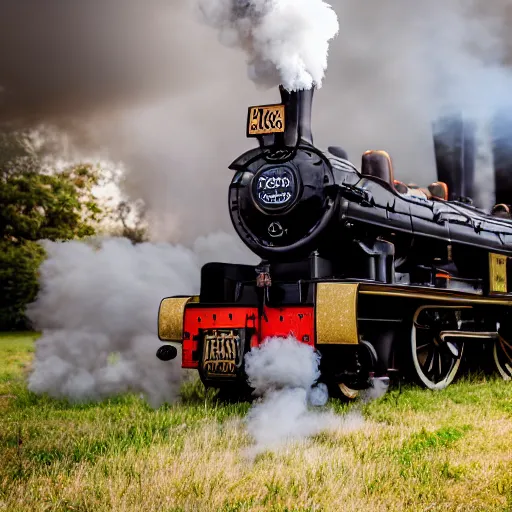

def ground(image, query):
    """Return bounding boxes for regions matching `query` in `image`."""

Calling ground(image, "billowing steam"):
[197,0,339,91]
[3,1,512,238]
[9,0,512,407]
[244,337,363,455]
[26,235,256,406]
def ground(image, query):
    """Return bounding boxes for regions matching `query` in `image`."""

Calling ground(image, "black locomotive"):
[157,86,512,398]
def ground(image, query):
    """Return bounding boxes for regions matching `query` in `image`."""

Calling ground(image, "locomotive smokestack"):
[491,109,512,208]
[280,86,315,147]
[432,113,476,204]
[250,87,315,150]
[297,88,314,145]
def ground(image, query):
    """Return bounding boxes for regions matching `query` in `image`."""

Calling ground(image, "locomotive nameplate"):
[202,329,241,377]
[247,104,285,136]
[489,253,508,294]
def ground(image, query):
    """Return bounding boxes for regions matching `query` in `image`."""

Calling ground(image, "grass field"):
[1,333,512,511]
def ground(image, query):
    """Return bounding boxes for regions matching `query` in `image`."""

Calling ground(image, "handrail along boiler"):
[157,86,512,396]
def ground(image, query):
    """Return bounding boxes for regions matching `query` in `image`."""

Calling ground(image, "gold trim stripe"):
[359,283,512,306]
[316,283,359,344]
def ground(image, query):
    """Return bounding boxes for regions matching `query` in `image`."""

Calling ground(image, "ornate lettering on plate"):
[254,166,296,209]
[202,329,241,376]
[247,104,285,136]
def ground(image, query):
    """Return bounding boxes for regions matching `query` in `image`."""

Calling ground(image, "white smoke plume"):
[243,336,363,455]
[360,377,389,402]
[3,1,512,241]
[196,0,339,91]
[26,235,257,406]
[9,0,512,407]
[91,0,512,234]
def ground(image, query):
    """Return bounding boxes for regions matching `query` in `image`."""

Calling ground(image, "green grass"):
[1,333,512,511]
[0,331,38,387]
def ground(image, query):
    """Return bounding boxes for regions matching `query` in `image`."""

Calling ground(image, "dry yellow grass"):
[1,333,512,511]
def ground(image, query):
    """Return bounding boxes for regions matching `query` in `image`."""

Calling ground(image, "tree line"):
[0,129,146,331]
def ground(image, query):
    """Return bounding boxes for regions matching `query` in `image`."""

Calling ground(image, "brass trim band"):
[359,283,512,306]
[315,282,359,344]
[158,296,199,342]
[489,253,508,294]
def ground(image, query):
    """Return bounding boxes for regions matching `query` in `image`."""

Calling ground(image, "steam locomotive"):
[157,86,512,399]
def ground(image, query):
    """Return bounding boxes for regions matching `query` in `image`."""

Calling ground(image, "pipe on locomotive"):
[257,86,315,149]
[433,110,512,211]
[432,113,476,204]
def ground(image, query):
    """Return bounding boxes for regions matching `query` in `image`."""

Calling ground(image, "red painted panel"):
[182,306,258,368]
[180,304,315,368]
[260,306,315,347]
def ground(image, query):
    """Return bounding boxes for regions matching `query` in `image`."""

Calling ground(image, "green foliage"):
[0,129,104,330]
[0,162,102,242]
[0,241,45,330]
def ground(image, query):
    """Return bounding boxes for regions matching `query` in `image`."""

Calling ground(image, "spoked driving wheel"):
[410,306,464,390]
[493,335,512,381]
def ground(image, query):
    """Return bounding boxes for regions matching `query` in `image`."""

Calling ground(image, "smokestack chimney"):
[491,109,512,207]
[432,113,476,204]
[279,86,314,147]
[253,87,315,151]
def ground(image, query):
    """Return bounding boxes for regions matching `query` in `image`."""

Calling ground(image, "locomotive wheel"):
[409,307,464,390]
[493,335,512,381]
[319,341,377,401]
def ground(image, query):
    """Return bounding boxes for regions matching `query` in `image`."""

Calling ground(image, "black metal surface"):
[249,86,314,150]
[156,345,178,362]
[229,89,512,266]
[230,135,512,263]
[492,109,512,207]
[229,142,338,260]
[432,113,476,203]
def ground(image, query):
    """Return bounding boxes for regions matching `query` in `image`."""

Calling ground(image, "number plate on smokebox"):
[202,329,242,377]
[247,104,285,136]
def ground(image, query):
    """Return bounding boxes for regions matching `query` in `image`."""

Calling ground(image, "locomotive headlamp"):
[252,165,298,212]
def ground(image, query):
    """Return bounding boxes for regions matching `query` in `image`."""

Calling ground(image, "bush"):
[0,130,106,331]
[0,241,46,330]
